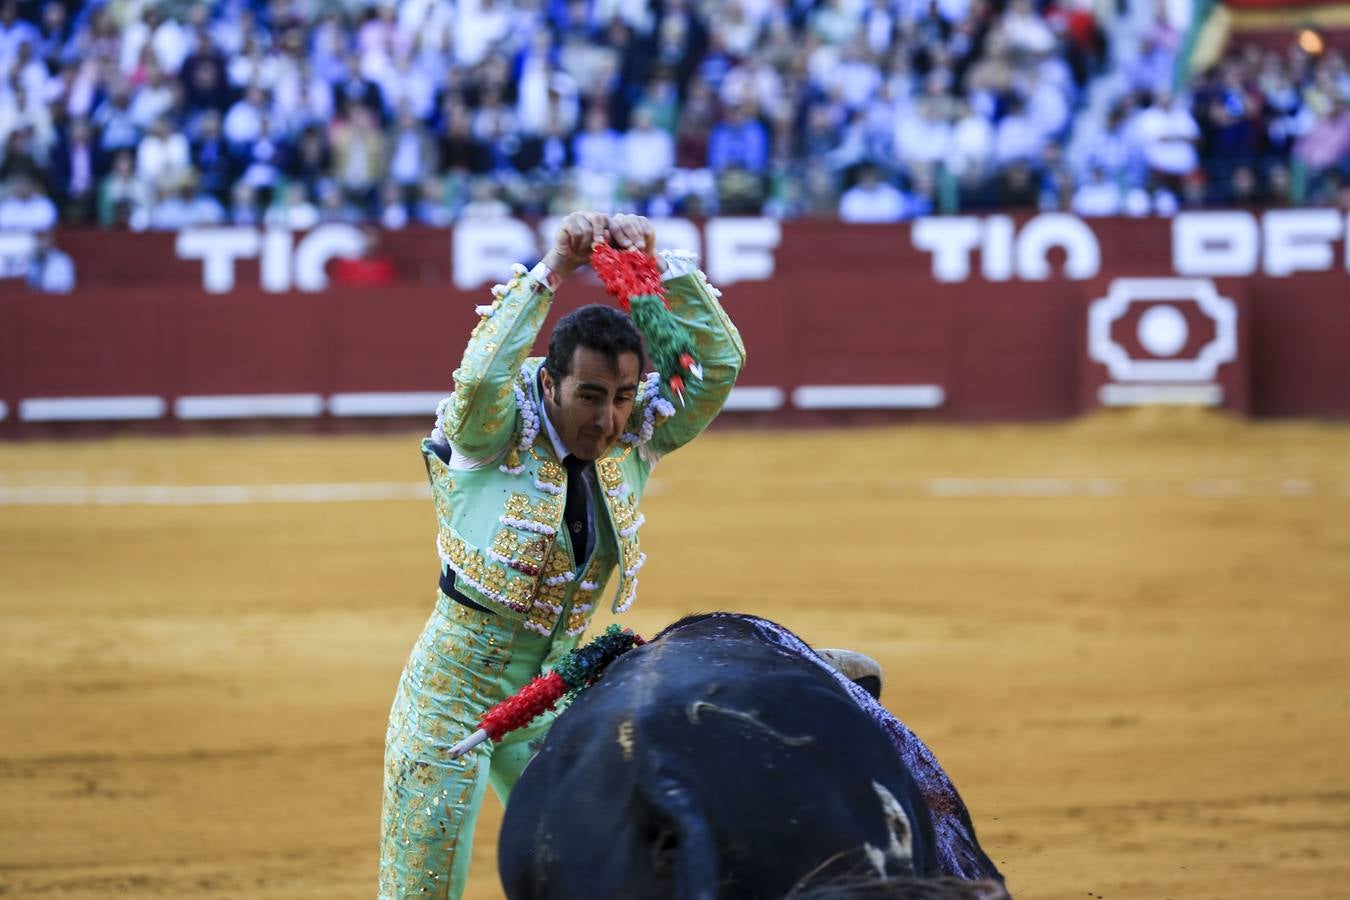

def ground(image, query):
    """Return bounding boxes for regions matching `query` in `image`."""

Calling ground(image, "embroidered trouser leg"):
[484,626,583,801]
[378,597,581,900]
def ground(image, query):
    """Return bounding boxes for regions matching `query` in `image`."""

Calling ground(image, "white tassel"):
[624,553,647,579]
[615,580,638,613]
[500,515,556,536]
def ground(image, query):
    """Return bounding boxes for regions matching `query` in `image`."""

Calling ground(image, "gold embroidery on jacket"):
[519,536,549,570]
[438,529,542,615]
[490,529,516,558]
[597,459,622,493]
[565,556,608,633]
[481,566,507,597]
[570,558,603,606]
[536,460,565,489]
[530,496,561,523]
[504,579,531,608]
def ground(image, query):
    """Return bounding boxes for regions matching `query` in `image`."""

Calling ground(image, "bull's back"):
[500,616,938,899]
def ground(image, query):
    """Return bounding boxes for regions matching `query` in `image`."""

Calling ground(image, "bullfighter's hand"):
[607,214,666,272]
[542,211,609,280]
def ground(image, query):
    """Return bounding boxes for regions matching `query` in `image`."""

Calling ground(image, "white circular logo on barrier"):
[1088,278,1237,383]
[1137,304,1189,357]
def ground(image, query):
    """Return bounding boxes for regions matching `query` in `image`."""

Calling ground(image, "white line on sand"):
[0,483,432,506]
[0,478,1341,506]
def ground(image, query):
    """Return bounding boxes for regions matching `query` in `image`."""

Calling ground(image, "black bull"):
[499,613,1007,899]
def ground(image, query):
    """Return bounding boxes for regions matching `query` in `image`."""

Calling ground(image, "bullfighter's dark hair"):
[545,304,645,392]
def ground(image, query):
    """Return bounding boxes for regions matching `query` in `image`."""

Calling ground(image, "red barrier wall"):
[2,215,1348,437]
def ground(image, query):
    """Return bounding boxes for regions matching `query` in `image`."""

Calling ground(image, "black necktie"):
[563,455,590,567]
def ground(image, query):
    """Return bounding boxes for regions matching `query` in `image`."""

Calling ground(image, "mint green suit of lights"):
[379,251,745,899]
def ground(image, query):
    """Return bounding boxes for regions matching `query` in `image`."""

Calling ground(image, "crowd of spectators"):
[0,0,1347,233]
[1066,25,1350,218]
[1179,40,1350,211]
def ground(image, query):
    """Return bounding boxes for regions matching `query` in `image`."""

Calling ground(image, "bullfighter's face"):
[541,346,640,461]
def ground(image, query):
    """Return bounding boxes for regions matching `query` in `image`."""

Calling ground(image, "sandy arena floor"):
[2,412,1348,899]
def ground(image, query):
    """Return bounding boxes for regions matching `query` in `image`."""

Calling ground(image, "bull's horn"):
[816,648,884,699]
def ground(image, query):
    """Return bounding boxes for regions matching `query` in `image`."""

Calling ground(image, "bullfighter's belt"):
[439,569,495,615]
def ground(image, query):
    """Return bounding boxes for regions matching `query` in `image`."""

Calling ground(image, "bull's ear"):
[815,648,884,699]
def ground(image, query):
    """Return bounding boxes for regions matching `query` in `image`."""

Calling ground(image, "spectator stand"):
[0,0,1345,244]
